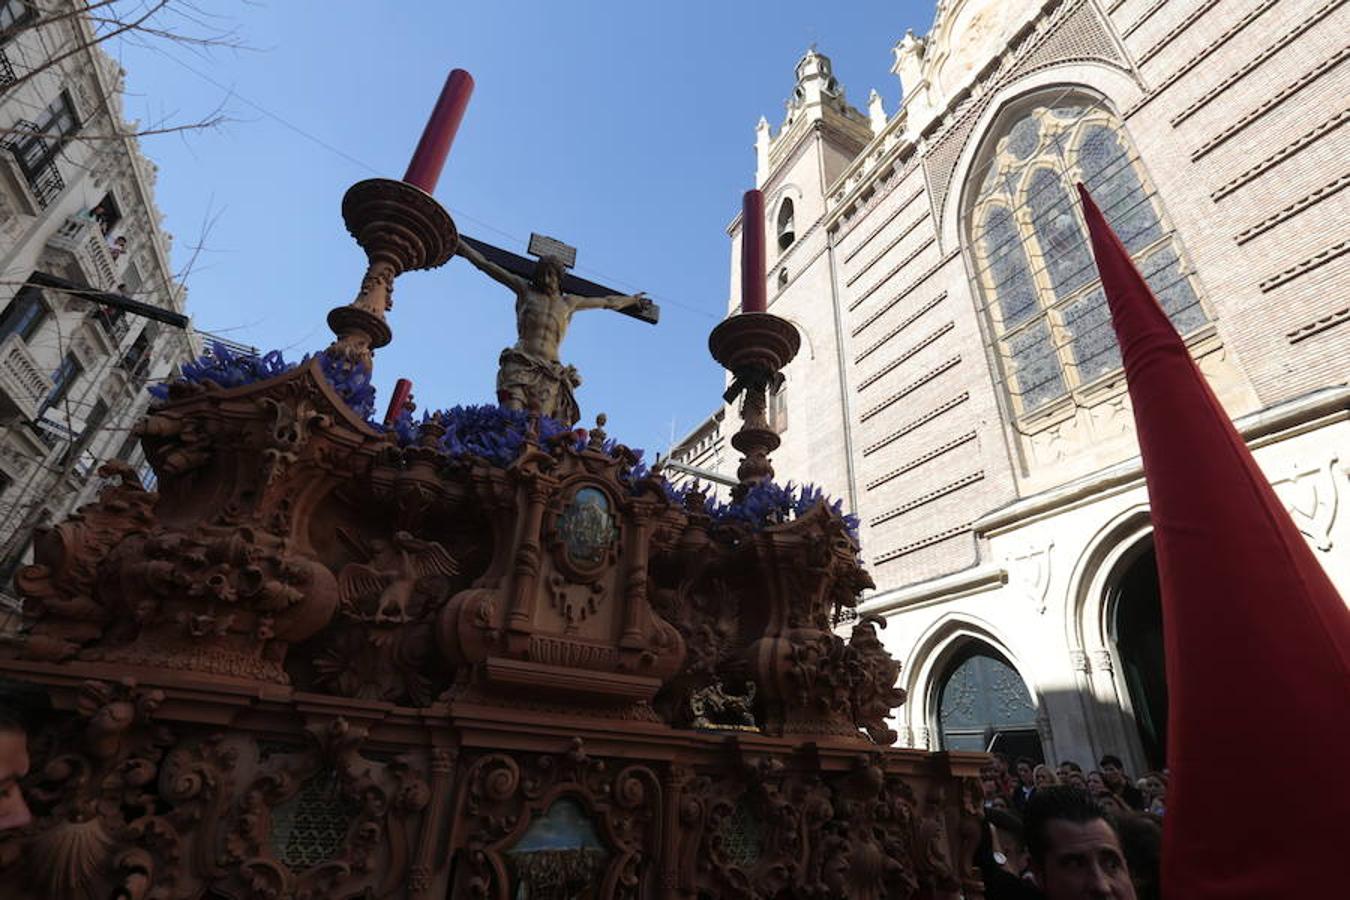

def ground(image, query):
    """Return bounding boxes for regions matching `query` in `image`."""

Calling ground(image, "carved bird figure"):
[337,531,459,624]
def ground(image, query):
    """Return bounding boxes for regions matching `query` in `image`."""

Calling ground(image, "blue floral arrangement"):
[147,343,294,398]
[705,480,860,540]
[149,343,375,420]
[314,351,376,421]
[422,404,576,467]
[149,348,858,540]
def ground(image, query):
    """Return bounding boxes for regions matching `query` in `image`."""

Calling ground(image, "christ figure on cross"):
[456,240,653,426]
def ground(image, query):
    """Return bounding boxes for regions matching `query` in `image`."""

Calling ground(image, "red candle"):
[383,377,414,427]
[740,189,767,313]
[403,69,475,194]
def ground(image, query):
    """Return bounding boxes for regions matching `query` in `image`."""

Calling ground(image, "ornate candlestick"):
[326,179,458,368]
[327,69,473,368]
[709,312,799,489]
[710,189,800,492]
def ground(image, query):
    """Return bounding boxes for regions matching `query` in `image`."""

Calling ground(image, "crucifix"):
[455,232,659,427]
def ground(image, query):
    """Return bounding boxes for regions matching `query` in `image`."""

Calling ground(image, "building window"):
[967,100,1207,417]
[936,643,1042,759]
[38,352,82,419]
[121,329,152,386]
[0,280,48,344]
[0,0,29,89]
[61,398,108,470]
[10,90,79,178]
[0,1,34,43]
[777,267,788,290]
[91,192,122,234]
[769,383,788,434]
[776,198,795,251]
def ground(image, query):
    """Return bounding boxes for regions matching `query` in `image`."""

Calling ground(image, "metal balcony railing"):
[1,119,65,209]
[0,50,16,90]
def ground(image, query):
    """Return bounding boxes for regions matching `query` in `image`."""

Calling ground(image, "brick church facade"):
[671,0,1350,773]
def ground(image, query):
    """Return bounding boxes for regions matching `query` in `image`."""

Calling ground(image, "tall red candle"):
[402,69,475,194]
[740,189,767,313]
[383,377,414,427]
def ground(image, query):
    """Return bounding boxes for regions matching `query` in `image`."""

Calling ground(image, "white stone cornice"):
[856,562,1007,617]
[974,386,1350,537]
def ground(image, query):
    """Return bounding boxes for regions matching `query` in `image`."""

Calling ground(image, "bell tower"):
[728,48,874,518]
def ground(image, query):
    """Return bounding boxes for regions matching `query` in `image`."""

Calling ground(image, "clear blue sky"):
[112,1,935,456]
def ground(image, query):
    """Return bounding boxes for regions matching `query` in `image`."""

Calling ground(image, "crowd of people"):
[977,752,1165,900]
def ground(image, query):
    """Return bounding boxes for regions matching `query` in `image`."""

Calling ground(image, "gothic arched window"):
[936,643,1041,758]
[776,198,795,251]
[968,101,1207,416]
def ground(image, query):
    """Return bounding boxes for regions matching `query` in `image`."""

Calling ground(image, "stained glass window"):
[967,102,1208,415]
[1007,115,1040,160]
[1007,321,1064,409]
[1027,168,1094,299]
[1062,287,1120,382]
[1078,125,1162,254]
[981,206,1037,327]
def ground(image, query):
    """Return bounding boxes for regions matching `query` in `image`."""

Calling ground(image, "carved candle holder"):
[326,178,459,368]
[708,312,800,490]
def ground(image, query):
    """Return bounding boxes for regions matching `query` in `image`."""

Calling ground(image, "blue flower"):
[705,480,859,540]
[150,344,380,421]
[423,404,573,467]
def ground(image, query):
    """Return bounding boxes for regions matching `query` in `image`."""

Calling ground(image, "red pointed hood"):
[1077,184,1349,898]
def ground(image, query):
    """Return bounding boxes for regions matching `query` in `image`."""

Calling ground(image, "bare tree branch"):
[0,1,249,99]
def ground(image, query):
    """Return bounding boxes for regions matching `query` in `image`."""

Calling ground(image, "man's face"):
[1101,762,1125,789]
[1033,818,1136,900]
[1017,762,1034,785]
[0,727,32,831]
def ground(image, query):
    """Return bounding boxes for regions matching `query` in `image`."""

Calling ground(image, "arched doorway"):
[936,643,1043,761]
[1113,544,1168,769]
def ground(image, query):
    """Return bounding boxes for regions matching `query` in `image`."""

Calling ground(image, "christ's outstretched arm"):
[573,291,649,312]
[457,241,526,292]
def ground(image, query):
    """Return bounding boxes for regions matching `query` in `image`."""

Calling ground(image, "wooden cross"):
[457,233,660,324]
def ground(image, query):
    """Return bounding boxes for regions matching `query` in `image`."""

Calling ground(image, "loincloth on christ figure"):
[496,347,582,426]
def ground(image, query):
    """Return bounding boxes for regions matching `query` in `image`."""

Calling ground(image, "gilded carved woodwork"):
[0,173,985,898]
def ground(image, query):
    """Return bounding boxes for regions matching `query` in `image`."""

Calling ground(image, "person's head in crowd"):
[1057,760,1082,781]
[1139,772,1167,814]
[981,765,1001,803]
[1033,764,1059,790]
[0,711,30,831]
[1086,770,1110,798]
[1114,811,1163,900]
[989,795,1011,812]
[1096,793,1126,816]
[1066,770,1088,790]
[993,752,1012,780]
[1024,787,1136,900]
[1099,755,1129,791]
[1015,756,1035,788]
